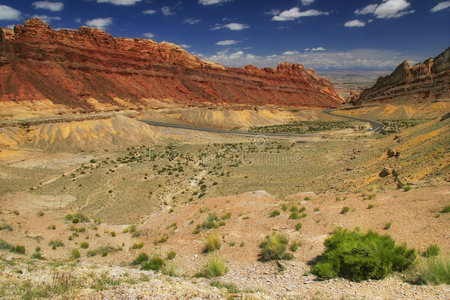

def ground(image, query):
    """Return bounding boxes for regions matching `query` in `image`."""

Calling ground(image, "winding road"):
[140,108,384,137]
[140,120,317,138]
[323,108,385,132]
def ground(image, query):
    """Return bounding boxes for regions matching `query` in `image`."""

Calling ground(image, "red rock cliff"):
[350,48,450,105]
[0,19,344,112]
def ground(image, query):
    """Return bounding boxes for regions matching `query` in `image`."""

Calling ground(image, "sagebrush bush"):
[340,206,350,214]
[312,228,416,282]
[167,251,176,260]
[197,255,228,278]
[204,233,221,253]
[72,248,80,259]
[414,255,450,285]
[259,232,293,261]
[269,210,280,218]
[141,254,165,271]
[132,253,149,265]
[423,244,440,258]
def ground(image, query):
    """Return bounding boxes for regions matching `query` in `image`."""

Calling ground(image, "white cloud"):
[204,48,420,70]
[97,0,142,5]
[272,7,329,21]
[32,1,64,12]
[198,0,232,5]
[283,50,300,55]
[430,1,450,12]
[143,32,155,39]
[143,9,157,15]
[184,18,201,24]
[301,0,315,6]
[86,17,113,30]
[212,22,249,30]
[216,40,239,45]
[355,0,414,19]
[161,6,174,16]
[180,44,191,49]
[32,15,61,23]
[311,47,326,51]
[344,19,365,27]
[264,9,280,16]
[355,4,378,15]
[0,5,21,20]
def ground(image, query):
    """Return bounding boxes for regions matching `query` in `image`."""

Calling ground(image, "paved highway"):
[140,120,317,138]
[323,108,385,132]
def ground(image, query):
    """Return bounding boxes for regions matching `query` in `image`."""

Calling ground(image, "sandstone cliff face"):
[0,19,343,114]
[350,48,450,105]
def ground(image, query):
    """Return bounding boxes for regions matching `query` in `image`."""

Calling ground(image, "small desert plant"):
[295,223,302,231]
[384,222,392,230]
[422,244,440,258]
[162,262,183,277]
[290,206,298,212]
[72,249,81,259]
[167,251,176,260]
[153,234,168,245]
[130,242,144,250]
[269,210,280,217]
[259,232,293,261]
[403,185,411,192]
[340,206,350,214]
[80,242,89,249]
[132,253,149,265]
[31,247,43,259]
[49,240,64,250]
[441,205,450,213]
[290,241,301,252]
[141,254,165,271]
[281,204,288,211]
[368,204,374,209]
[197,255,228,278]
[413,255,450,285]
[204,233,221,253]
[289,212,300,219]
[312,228,416,282]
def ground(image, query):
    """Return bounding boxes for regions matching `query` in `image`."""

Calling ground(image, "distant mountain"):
[0,18,343,116]
[350,48,450,105]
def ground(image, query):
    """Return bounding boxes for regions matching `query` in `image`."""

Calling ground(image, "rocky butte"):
[350,48,450,105]
[0,18,343,115]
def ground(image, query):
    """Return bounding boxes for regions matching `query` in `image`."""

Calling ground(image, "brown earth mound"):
[0,18,344,115]
[350,48,450,104]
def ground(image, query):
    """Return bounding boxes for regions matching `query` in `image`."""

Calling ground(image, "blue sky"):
[0,0,449,70]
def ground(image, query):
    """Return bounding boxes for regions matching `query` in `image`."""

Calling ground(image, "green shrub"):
[384,222,392,230]
[153,234,168,245]
[141,255,165,271]
[80,242,89,249]
[281,204,288,211]
[32,247,43,259]
[368,204,374,209]
[290,241,301,252]
[290,206,298,212]
[312,228,416,282]
[131,242,144,249]
[197,255,228,278]
[132,253,149,265]
[259,232,293,261]
[423,244,440,258]
[11,245,25,254]
[414,255,450,285]
[441,205,450,213]
[269,210,280,218]
[340,207,350,214]
[167,251,176,260]
[295,223,302,231]
[403,185,411,192]
[72,249,81,259]
[49,240,64,250]
[289,212,299,219]
[204,233,221,253]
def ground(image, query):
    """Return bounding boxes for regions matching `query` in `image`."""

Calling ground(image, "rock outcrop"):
[0,19,344,114]
[350,48,450,105]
